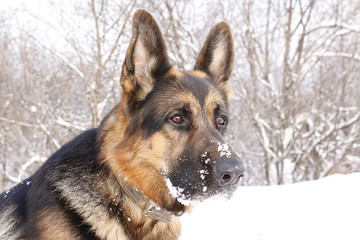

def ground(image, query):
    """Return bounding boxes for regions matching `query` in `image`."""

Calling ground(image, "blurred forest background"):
[1,0,359,191]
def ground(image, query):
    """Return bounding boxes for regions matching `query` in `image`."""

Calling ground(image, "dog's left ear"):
[194,22,234,99]
[121,10,170,101]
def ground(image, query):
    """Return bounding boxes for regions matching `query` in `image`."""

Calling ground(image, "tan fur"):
[37,210,81,240]
[102,117,180,209]
[99,107,185,239]
[51,175,128,239]
[168,67,184,78]
[205,86,228,122]
[0,206,20,239]
[186,70,208,78]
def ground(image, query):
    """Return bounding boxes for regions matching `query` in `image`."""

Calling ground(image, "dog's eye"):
[170,115,184,124]
[217,115,227,126]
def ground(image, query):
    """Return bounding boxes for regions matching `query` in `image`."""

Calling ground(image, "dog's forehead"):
[167,69,226,108]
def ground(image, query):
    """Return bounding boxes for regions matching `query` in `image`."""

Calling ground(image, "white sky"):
[1,0,78,48]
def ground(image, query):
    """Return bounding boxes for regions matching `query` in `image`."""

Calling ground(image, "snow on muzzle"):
[213,142,245,187]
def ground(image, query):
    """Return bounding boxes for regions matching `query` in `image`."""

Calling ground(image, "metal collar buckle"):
[119,180,173,223]
[143,200,172,223]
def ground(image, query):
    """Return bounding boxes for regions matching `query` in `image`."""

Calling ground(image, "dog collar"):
[119,180,175,223]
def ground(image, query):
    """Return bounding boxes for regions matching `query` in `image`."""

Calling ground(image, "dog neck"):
[106,177,184,240]
[118,179,183,223]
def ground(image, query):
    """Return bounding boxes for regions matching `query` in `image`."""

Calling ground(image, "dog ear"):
[194,22,234,99]
[121,10,170,101]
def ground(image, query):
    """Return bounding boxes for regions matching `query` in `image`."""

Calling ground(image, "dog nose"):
[213,158,245,186]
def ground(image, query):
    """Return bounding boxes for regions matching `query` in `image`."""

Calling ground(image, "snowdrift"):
[180,173,360,240]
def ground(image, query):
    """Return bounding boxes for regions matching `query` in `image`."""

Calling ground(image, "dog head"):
[100,10,244,211]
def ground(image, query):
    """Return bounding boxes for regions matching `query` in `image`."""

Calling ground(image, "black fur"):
[0,129,105,239]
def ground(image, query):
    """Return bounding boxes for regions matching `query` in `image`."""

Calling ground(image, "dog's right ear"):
[194,22,234,100]
[121,10,170,101]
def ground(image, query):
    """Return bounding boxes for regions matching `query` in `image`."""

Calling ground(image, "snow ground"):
[180,173,360,240]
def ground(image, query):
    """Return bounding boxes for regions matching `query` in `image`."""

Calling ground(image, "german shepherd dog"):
[0,10,245,240]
